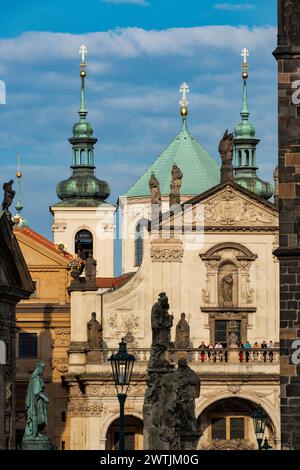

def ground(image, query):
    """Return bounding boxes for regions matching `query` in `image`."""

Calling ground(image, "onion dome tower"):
[50,46,116,277]
[13,155,29,228]
[56,46,110,204]
[233,49,273,200]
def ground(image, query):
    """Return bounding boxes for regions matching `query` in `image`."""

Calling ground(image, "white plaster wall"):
[51,204,116,277]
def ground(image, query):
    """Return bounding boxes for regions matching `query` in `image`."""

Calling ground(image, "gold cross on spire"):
[179,82,189,107]
[241,47,249,64]
[241,48,249,80]
[79,45,87,65]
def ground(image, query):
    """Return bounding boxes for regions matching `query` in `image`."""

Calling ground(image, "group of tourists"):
[197,340,275,363]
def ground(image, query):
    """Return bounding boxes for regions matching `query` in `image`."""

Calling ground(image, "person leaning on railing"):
[267,341,274,362]
[261,340,267,362]
[243,341,252,362]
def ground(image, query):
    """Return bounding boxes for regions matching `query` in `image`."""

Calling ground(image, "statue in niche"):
[221,273,233,304]
[175,313,190,349]
[149,172,162,205]
[149,292,173,369]
[85,253,97,287]
[87,312,103,349]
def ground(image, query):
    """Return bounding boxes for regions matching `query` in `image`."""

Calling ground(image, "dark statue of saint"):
[175,313,190,350]
[149,292,173,369]
[157,358,200,447]
[149,172,162,205]
[87,312,103,348]
[170,164,183,194]
[2,180,15,224]
[85,253,97,286]
[218,129,234,182]
[221,273,233,303]
[22,361,49,442]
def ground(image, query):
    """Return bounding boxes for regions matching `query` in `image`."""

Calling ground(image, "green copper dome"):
[123,119,220,198]
[57,168,110,201]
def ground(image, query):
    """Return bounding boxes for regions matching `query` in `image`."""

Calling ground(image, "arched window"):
[134,223,143,267]
[245,150,250,166]
[75,229,93,259]
[238,150,242,166]
[80,149,85,165]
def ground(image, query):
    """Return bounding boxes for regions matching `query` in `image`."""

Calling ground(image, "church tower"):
[233,49,273,200]
[273,0,300,450]
[50,46,116,277]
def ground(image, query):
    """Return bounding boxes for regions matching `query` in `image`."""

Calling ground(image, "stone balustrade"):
[101,348,279,365]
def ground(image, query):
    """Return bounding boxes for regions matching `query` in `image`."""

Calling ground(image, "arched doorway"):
[197,398,275,450]
[105,416,143,450]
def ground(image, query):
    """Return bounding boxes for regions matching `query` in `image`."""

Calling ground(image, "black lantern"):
[252,405,268,450]
[109,338,135,450]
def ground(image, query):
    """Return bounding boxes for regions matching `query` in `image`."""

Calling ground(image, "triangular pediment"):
[162,183,278,229]
[15,231,69,268]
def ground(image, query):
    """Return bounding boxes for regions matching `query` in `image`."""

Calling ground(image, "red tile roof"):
[14,226,73,260]
[96,273,133,290]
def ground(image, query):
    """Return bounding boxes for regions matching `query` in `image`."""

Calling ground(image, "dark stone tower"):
[273,0,300,450]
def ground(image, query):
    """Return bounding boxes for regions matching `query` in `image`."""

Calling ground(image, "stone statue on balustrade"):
[149,292,173,369]
[22,361,52,450]
[219,129,234,182]
[175,313,190,350]
[87,312,103,349]
[169,164,183,206]
[85,253,97,287]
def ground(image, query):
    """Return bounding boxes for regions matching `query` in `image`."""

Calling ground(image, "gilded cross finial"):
[16,154,22,179]
[241,47,249,64]
[241,48,249,80]
[79,45,87,65]
[179,82,189,107]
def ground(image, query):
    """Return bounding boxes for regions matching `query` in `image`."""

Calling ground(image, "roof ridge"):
[15,227,73,259]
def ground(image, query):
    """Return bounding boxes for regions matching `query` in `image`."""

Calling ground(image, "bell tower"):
[50,46,116,277]
[273,0,300,450]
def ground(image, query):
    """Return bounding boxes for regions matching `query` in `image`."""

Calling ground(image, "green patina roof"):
[123,120,220,198]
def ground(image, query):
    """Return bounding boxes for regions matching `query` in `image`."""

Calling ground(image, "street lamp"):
[252,405,270,450]
[109,338,135,451]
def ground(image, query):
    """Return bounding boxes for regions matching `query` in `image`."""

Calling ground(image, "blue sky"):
[0,1,278,275]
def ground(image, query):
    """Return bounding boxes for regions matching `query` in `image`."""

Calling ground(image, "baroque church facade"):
[14,46,280,450]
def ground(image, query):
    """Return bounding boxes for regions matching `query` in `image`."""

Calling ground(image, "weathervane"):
[179,82,189,119]
[241,48,249,80]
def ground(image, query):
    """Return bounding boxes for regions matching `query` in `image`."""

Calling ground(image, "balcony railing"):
[100,348,279,364]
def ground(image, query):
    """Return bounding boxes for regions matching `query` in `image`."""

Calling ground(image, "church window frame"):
[75,229,94,260]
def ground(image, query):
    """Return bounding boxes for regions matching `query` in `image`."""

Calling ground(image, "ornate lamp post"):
[252,405,271,450]
[109,339,135,451]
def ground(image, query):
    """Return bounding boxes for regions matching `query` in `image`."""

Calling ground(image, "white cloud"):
[0,25,277,247]
[102,0,149,5]
[214,3,255,10]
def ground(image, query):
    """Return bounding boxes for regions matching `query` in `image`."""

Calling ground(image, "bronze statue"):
[2,180,15,225]
[149,293,173,369]
[221,273,233,303]
[22,361,49,443]
[218,129,234,182]
[149,173,162,205]
[87,312,103,348]
[85,253,97,286]
[175,313,190,349]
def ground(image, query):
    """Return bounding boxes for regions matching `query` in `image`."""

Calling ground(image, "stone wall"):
[274,0,300,450]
